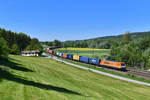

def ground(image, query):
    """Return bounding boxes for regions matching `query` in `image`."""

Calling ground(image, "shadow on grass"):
[0,68,83,96]
[0,59,33,72]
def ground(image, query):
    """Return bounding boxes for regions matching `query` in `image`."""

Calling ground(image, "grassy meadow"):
[0,55,150,100]
[56,48,110,59]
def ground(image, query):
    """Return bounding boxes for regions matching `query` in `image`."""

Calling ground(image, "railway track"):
[92,65,150,80]
[127,70,150,80]
[98,66,150,80]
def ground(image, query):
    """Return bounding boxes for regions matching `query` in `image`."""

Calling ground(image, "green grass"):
[0,55,150,100]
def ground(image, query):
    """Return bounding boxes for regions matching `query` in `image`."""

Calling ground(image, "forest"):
[0,28,43,59]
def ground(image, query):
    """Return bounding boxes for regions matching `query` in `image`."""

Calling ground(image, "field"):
[59,48,110,51]
[56,48,110,59]
[0,55,150,100]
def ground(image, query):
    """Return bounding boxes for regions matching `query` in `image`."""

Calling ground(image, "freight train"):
[47,49,126,70]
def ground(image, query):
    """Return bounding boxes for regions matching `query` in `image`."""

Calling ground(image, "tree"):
[109,35,150,69]
[17,32,31,51]
[0,28,31,52]
[0,36,8,59]
[10,44,19,54]
[26,38,43,53]
[142,47,150,68]
[52,40,61,46]
[121,32,132,45]
[138,38,150,51]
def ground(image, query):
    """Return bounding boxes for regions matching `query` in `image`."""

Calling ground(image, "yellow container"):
[73,55,80,61]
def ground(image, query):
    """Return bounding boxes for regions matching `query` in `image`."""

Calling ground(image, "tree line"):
[0,28,43,59]
[42,31,150,49]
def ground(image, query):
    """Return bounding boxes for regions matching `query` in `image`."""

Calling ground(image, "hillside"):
[62,31,150,49]
[0,55,150,100]
[88,31,150,42]
[41,31,150,49]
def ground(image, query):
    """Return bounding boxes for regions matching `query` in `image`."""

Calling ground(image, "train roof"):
[102,60,125,63]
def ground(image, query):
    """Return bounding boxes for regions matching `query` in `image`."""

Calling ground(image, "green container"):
[56,52,60,56]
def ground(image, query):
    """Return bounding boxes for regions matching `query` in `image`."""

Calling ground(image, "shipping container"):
[89,58,100,65]
[63,53,68,58]
[50,50,53,54]
[47,48,50,53]
[47,49,50,53]
[80,56,89,63]
[52,50,54,54]
[67,54,73,60]
[73,55,80,61]
[59,52,63,57]
[56,51,60,56]
[53,51,57,55]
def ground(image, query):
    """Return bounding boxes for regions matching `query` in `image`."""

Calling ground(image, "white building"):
[21,50,40,56]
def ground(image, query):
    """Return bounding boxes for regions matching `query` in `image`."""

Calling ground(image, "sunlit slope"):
[0,55,150,100]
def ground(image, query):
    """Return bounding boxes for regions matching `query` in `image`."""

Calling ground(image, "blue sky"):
[0,0,150,41]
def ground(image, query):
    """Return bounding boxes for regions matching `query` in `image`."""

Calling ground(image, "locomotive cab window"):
[121,63,125,66]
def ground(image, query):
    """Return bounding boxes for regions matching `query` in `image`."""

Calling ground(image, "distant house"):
[21,50,40,56]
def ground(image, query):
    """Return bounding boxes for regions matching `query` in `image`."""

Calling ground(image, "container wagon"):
[59,52,63,57]
[89,58,100,65]
[63,53,68,58]
[56,51,60,56]
[53,51,57,55]
[80,56,89,63]
[73,55,80,61]
[67,54,73,60]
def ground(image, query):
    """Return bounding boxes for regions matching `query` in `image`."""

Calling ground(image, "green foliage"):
[0,28,42,54]
[52,40,61,46]
[121,32,132,45]
[10,44,19,54]
[0,28,31,52]
[17,32,31,51]
[147,58,150,68]
[26,38,43,53]
[41,41,53,46]
[109,32,150,69]
[42,31,150,49]
[0,36,8,59]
